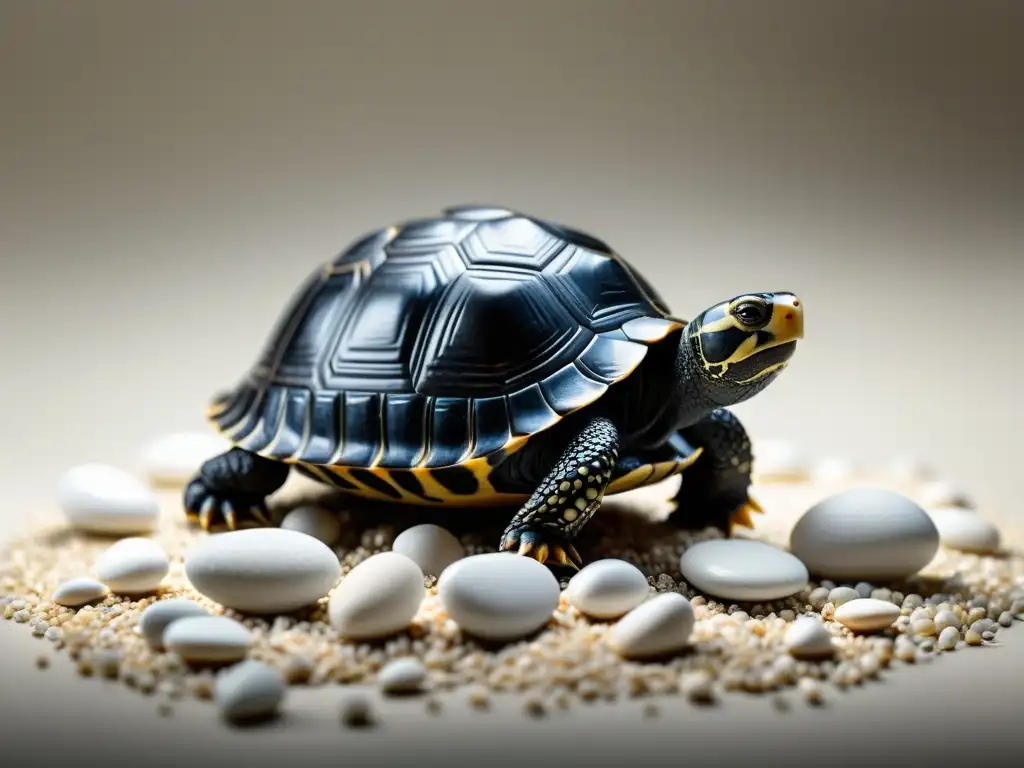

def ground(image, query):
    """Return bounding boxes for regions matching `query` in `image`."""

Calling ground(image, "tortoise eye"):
[733,302,767,326]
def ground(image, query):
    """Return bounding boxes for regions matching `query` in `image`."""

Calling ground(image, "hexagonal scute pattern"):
[214,206,675,470]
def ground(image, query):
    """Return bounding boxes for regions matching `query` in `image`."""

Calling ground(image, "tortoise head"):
[683,292,803,406]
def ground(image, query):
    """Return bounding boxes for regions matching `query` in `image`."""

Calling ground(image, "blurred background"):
[2,0,1021,526]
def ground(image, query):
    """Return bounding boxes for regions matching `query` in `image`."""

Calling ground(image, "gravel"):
[0,466,1021,719]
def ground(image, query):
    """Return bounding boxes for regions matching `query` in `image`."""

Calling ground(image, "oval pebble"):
[164,616,252,663]
[377,657,428,694]
[94,537,169,594]
[140,431,231,487]
[833,598,901,633]
[785,616,835,659]
[789,488,940,581]
[437,553,559,641]
[828,586,860,606]
[607,592,695,659]
[391,524,465,576]
[138,598,210,650]
[184,528,341,614]
[279,505,342,547]
[215,660,286,723]
[752,439,807,480]
[919,480,973,510]
[564,559,650,619]
[927,507,1001,554]
[52,577,108,607]
[937,626,960,651]
[679,539,809,601]
[57,463,159,535]
[329,552,425,640]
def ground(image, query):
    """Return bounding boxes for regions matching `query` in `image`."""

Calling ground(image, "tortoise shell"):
[206,205,686,502]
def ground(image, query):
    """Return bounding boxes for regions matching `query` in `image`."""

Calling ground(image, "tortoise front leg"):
[668,408,763,533]
[183,448,290,531]
[499,417,619,570]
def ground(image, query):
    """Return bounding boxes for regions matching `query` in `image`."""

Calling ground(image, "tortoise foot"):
[670,487,764,535]
[499,527,583,571]
[183,477,272,532]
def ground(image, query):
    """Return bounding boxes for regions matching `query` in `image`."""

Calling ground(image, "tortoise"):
[185,205,803,569]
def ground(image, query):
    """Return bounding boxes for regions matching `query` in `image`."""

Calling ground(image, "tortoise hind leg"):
[668,408,763,534]
[184,448,290,531]
[499,417,619,571]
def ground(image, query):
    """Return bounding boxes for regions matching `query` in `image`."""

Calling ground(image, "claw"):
[517,540,535,557]
[550,546,582,571]
[728,502,761,530]
[250,505,270,527]
[534,543,550,565]
[222,500,237,530]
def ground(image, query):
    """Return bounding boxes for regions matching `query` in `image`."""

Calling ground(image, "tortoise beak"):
[767,293,803,343]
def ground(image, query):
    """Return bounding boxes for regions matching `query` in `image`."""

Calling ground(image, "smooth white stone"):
[752,439,807,479]
[391,524,465,576]
[564,559,650,619]
[919,480,973,510]
[57,463,159,535]
[833,598,901,632]
[927,507,1001,554]
[184,528,341,614]
[52,577,108,607]
[279,505,342,547]
[141,431,231,486]
[789,488,940,581]
[784,616,835,659]
[94,537,169,594]
[437,553,559,642]
[377,657,428,694]
[215,660,286,722]
[328,552,425,640]
[607,592,695,659]
[679,539,809,601]
[138,598,210,650]
[164,615,252,662]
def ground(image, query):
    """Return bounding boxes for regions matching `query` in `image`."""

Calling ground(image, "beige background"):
[1,1,1022,763]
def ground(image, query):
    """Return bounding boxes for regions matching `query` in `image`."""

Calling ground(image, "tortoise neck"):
[672,321,727,427]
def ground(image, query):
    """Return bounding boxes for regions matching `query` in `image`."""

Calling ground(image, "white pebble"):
[828,587,860,606]
[52,577,108,607]
[138,599,209,650]
[564,559,650,619]
[164,616,252,663]
[833,598,901,633]
[279,505,342,547]
[607,592,695,659]
[94,537,169,594]
[679,539,808,601]
[789,488,939,581]
[752,439,807,480]
[784,616,835,660]
[185,528,341,613]
[937,626,960,651]
[214,660,286,723]
[437,553,559,641]
[377,657,427,694]
[918,480,972,510]
[57,463,159,535]
[934,610,959,634]
[391,524,465,576]
[329,551,425,640]
[140,431,230,487]
[926,507,1001,555]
